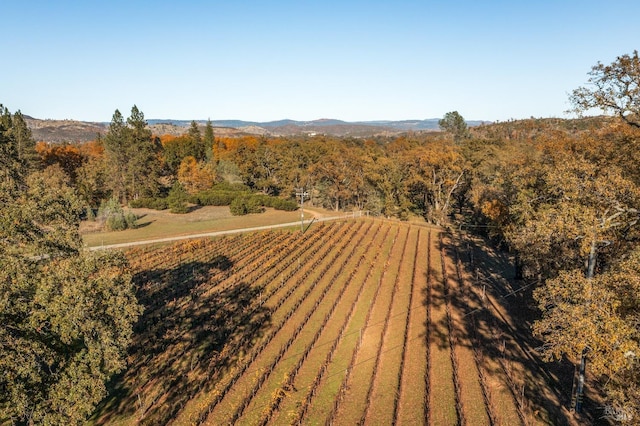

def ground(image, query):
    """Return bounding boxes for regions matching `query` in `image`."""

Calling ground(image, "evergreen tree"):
[126,105,162,199]
[12,110,36,166]
[439,111,469,142]
[168,180,190,213]
[0,105,23,188]
[103,106,162,203]
[103,109,128,202]
[204,119,215,163]
[187,120,205,161]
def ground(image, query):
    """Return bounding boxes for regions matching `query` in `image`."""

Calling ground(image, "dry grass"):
[81,206,327,247]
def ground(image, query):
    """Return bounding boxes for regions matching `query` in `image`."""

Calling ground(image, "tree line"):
[36,108,471,225]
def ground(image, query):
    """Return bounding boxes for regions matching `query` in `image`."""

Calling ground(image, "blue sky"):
[2,1,639,122]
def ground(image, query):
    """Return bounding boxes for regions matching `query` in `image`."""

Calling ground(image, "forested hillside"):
[2,50,640,423]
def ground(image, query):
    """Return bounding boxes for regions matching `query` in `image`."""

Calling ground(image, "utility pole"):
[296,188,309,233]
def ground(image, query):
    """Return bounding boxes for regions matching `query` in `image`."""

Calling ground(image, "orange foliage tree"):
[36,142,85,182]
[177,156,217,194]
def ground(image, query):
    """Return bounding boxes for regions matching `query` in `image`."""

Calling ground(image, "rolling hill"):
[26,116,490,143]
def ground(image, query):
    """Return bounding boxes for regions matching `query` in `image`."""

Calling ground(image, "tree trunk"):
[586,239,597,279]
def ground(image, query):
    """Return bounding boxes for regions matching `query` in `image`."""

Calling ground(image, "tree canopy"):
[0,105,142,424]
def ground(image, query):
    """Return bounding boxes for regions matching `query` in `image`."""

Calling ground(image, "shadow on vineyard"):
[92,256,272,425]
[442,235,585,425]
[86,222,600,425]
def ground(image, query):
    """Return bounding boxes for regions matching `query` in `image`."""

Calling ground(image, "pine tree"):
[168,180,190,213]
[126,105,162,199]
[187,120,205,161]
[204,119,215,163]
[103,109,128,202]
[439,111,469,142]
[103,106,162,203]
[11,110,37,167]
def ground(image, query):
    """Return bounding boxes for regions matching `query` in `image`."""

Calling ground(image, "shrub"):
[106,213,127,231]
[124,211,138,228]
[191,190,239,206]
[190,185,298,212]
[265,196,298,211]
[168,182,190,214]
[252,194,299,211]
[129,197,169,210]
[98,198,137,231]
[211,181,250,192]
[230,196,264,215]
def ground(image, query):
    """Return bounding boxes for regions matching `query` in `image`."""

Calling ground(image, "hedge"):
[129,197,169,210]
[129,188,299,214]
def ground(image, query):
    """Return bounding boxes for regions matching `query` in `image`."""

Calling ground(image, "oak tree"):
[0,105,142,424]
[570,50,640,128]
[177,156,217,194]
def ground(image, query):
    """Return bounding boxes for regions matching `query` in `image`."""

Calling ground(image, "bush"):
[105,213,127,231]
[98,198,137,231]
[190,182,253,207]
[129,197,169,210]
[190,186,298,212]
[264,196,298,211]
[191,190,239,206]
[124,211,138,228]
[211,182,250,192]
[168,182,190,214]
[230,196,264,215]
[251,194,299,211]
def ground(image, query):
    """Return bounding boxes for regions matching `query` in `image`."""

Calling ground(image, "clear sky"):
[2,1,639,123]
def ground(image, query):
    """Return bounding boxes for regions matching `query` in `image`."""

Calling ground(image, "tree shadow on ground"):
[132,220,153,229]
[438,231,606,425]
[91,255,271,425]
[425,231,598,425]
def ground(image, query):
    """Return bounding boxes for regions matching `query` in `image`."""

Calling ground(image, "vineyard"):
[91,218,571,425]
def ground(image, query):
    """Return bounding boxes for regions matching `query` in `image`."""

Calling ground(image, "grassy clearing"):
[81,206,316,247]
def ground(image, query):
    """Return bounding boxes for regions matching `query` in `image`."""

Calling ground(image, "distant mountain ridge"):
[147,118,488,131]
[26,116,490,143]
